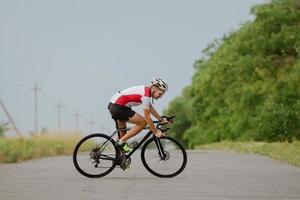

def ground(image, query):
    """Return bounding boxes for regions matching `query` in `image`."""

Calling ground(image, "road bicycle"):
[73,115,187,178]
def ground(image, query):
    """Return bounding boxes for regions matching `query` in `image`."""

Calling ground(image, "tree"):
[166,0,300,147]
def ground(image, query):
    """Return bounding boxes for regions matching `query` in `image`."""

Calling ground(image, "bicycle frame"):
[98,117,174,161]
[109,126,159,157]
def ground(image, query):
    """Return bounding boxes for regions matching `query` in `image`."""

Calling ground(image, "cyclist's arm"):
[142,96,164,137]
[151,106,171,125]
[150,106,161,121]
[144,108,157,134]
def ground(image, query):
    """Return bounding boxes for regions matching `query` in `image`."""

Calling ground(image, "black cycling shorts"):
[108,103,135,121]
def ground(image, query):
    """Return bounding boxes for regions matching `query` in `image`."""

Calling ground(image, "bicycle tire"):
[73,133,119,178]
[141,136,187,178]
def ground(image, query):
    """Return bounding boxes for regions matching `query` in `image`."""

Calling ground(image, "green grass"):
[0,132,83,163]
[197,141,300,167]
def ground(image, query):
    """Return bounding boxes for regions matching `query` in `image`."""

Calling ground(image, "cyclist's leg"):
[120,113,147,142]
[116,120,127,138]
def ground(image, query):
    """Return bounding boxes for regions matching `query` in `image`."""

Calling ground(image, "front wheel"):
[141,136,187,178]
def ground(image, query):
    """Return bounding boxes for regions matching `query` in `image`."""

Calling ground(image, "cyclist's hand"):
[153,130,166,138]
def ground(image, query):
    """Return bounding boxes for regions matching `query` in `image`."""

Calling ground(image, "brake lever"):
[160,128,170,133]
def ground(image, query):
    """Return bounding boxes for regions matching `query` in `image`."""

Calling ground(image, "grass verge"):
[0,132,82,163]
[197,141,300,167]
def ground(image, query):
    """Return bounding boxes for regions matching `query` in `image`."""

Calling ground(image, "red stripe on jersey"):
[144,86,151,97]
[115,94,142,106]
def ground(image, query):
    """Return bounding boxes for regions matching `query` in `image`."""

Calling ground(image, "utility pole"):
[0,98,22,137]
[55,99,63,132]
[73,109,81,132]
[31,81,41,134]
[89,118,96,132]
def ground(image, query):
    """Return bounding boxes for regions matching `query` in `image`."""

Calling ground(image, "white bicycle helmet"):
[151,77,168,91]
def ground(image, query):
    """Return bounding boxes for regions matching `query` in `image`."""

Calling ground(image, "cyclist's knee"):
[139,119,147,127]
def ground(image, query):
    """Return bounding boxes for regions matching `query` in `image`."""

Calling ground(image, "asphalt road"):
[0,150,300,200]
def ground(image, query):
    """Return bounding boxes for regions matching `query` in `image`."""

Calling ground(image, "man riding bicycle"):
[108,77,170,153]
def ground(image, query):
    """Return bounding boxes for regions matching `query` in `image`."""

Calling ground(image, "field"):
[0,132,83,163]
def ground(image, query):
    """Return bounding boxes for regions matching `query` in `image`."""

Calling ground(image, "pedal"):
[119,154,131,170]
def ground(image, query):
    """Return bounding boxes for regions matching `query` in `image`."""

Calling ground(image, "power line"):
[54,99,63,132]
[73,109,81,132]
[31,81,41,134]
[0,98,22,137]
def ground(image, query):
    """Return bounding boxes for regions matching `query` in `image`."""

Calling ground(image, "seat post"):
[114,120,121,140]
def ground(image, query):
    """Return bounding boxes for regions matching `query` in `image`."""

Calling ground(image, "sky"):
[0,0,267,135]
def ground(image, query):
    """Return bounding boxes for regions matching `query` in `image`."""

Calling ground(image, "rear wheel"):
[141,136,187,178]
[73,133,119,178]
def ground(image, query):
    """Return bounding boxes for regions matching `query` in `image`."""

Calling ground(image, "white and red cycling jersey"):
[109,85,152,109]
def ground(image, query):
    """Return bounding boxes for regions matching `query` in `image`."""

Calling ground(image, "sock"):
[117,139,124,145]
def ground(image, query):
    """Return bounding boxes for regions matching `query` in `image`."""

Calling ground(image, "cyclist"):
[108,77,170,153]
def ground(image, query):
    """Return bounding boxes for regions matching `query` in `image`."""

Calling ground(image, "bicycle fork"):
[154,137,167,160]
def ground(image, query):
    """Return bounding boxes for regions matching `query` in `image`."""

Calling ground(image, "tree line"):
[165,0,300,148]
